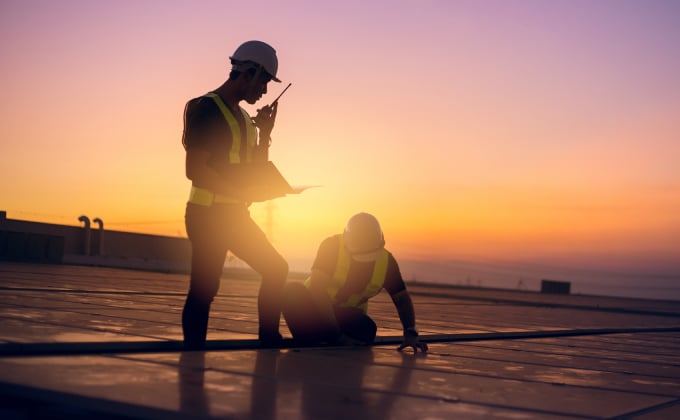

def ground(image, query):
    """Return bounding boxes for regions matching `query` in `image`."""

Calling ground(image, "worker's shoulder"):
[186,93,220,111]
[383,249,402,270]
[314,235,340,258]
[318,234,341,250]
[326,233,343,245]
[184,94,222,121]
[384,248,398,261]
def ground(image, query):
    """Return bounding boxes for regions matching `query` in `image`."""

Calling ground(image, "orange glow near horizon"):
[2,1,679,276]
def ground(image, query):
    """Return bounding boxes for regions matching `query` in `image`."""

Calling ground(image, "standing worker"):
[181,40,288,349]
[283,213,428,352]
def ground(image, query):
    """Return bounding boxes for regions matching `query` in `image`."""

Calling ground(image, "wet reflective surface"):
[1,262,679,419]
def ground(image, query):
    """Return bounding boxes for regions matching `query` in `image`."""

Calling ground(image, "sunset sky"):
[2,0,679,274]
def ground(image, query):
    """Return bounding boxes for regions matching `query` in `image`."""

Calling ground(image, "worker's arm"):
[185,148,247,200]
[306,268,341,333]
[308,270,368,346]
[252,101,278,162]
[391,289,428,353]
[253,144,269,162]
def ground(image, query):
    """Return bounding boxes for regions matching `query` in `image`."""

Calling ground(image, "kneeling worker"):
[283,212,428,352]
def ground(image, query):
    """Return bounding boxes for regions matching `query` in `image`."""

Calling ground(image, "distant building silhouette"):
[0,211,190,272]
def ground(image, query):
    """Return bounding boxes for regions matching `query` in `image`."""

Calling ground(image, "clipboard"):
[221,161,308,202]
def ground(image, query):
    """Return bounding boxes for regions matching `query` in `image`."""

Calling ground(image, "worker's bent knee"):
[283,282,310,307]
[336,309,377,343]
[188,278,220,303]
[274,257,289,279]
[188,286,219,307]
[262,256,288,285]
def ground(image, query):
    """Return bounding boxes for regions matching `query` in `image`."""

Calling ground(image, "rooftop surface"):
[0,262,679,419]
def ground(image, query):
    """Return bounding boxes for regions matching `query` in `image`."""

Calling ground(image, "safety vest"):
[188,93,258,206]
[305,235,389,313]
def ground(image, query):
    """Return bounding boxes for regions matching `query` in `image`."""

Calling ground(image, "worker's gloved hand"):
[398,335,428,353]
[253,101,278,143]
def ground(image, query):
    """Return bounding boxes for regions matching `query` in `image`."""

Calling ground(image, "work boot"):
[259,329,283,348]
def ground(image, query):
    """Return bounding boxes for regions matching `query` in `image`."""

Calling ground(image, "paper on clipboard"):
[290,185,320,194]
[221,161,316,202]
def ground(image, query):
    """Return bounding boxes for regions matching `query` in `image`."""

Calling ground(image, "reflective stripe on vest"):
[204,92,257,163]
[188,93,257,206]
[305,235,389,313]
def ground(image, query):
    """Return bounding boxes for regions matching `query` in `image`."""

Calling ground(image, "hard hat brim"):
[230,58,280,82]
[350,248,384,262]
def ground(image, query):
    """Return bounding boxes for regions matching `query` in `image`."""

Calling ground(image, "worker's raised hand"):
[398,335,428,353]
[253,101,278,142]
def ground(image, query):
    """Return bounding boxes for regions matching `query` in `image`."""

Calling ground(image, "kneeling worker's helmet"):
[343,213,385,262]
[230,40,281,82]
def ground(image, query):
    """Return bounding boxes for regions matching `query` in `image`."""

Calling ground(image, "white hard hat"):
[230,40,281,82]
[343,213,385,262]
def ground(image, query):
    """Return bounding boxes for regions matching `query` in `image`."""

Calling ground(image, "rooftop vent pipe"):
[93,217,104,256]
[78,215,91,256]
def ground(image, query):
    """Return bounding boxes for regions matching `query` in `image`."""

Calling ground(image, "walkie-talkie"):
[269,82,292,107]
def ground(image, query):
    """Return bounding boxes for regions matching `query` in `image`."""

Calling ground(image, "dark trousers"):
[282,282,377,345]
[182,203,288,348]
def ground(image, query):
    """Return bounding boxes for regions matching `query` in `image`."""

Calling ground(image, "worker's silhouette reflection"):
[177,347,420,419]
[178,349,280,419]
[248,349,280,420]
[277,347,418,420]
[178,351,211,416]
